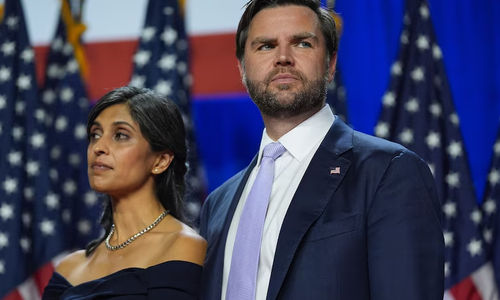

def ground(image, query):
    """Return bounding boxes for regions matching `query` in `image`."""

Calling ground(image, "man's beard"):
[243,68,328,118]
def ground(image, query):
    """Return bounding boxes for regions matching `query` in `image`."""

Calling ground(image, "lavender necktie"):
[226,142,286,300]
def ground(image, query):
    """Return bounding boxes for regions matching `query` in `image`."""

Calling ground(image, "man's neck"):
[262,105,323,141]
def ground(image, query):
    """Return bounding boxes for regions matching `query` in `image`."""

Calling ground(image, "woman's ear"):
[152,152,174,175]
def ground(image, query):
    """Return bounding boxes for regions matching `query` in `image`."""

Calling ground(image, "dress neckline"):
[54,259,202,287]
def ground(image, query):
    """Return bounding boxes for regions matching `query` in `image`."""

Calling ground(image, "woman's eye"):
[114,132,129,140]
[88,132,100,141]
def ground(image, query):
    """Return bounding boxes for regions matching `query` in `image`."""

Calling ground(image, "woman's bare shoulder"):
[54,250,87,277]
[163,222,207,266]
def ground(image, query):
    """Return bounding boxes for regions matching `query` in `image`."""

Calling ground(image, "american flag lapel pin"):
[330,166,341,175]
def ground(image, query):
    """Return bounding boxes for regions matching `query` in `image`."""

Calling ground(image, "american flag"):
[130,0,206,224]
[374,0,497,298]
[0,0,101,299]
[482,128,500,294]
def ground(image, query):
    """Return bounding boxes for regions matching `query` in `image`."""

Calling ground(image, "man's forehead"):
[247,5,321,38]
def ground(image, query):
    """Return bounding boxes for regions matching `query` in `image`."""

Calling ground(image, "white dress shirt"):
[222,104,335,300]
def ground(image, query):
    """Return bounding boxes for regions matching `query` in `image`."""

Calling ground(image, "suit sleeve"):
[367,150,444,300]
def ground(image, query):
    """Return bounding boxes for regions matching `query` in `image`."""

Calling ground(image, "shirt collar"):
[257,104,335,164]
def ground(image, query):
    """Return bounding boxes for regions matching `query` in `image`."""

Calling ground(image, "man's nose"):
[274,46,294,67]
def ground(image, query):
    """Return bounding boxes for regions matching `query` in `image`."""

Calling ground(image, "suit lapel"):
[266,120,354,300]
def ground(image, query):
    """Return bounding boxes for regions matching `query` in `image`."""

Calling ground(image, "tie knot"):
[262,142,286,161]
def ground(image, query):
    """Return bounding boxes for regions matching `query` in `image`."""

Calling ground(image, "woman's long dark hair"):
[85,86,187,256]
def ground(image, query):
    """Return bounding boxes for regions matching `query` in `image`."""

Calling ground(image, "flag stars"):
[20,237,31,252]
[442,201,457,218]
[411,67,425,82]
[449,113,460,126]
[391,61,402,76]
[0,95,6,110]
[85,191,98,206]
[161,27,178,45]
[63,180,77,195]
[0,203,14,221]
[16,74,32,90]
[382,91,396,107]
[484,228,493,244]
[0,67,11,82]
[78,220,92,235]
[154,80,173,95]
[60,87,74,102]
[15,101,26,115]
[444,262,450,278]
[398,128,414,145]
[1,41,16,56]
[375,122,390,138]
[470,209,482,225]
[447,141,463,159]
[416,35,430,50]
[47,64,63,78]
[62,209,71,223]
[483,198,496,215]
[74,124,87,140]
[43,89,56,104]
[21,48,34,63]
[66,59,79,73]
[130,75,146,88]
[164,6,175,16]
[3,177,18,194]
[443,231,453,247]
[24,187,34,201]
[55,116,68,131]
[0,232,8,249]
[405,98,420,113]
[45,193,60,210]
[400,31,409,44]
[0,260,4,274]
[426,131,441,149]
[489,169,500,186]
[12,126,24,141]
[68,153,81,167]
[40,219,56,236]
[30,132,45,148]
[26,160,40,177]
[141,27,156,42]
[6,16,19,29]
[429,103,442,117]
[494,141,500,155]
[158,54,177,71]
[446,172,460,188]
[466,238,482,257]
[8,151,22,166]
[134,50,151,67]
[433,45,443,60]
[51,37,64,51]
[22,212,32,227]
[419,4,430,19]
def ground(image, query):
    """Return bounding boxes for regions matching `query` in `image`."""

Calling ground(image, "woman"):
[42,86,206,299]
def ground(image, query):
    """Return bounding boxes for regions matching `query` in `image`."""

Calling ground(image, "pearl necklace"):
[105,210,169,251]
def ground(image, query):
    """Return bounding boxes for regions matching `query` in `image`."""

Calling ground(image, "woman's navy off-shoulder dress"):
[42,261,202,299]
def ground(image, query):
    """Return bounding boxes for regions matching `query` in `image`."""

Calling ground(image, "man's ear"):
[152,152,174,175]
[327,53,338,82]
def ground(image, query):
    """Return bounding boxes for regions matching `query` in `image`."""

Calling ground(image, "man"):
[199,0,444,299]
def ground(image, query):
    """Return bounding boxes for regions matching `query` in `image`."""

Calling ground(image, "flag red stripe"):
[450,277,482,300]
[2,289,23,300]
[33,262,55,296]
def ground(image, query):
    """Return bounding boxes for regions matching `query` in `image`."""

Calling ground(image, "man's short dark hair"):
[235,0,338,62]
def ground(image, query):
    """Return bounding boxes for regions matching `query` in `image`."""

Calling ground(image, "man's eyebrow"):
[291,32,318,41]
[250,37,276,47]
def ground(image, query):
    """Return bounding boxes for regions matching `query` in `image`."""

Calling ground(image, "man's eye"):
[258,44,274,51]
[297,41,312,48]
